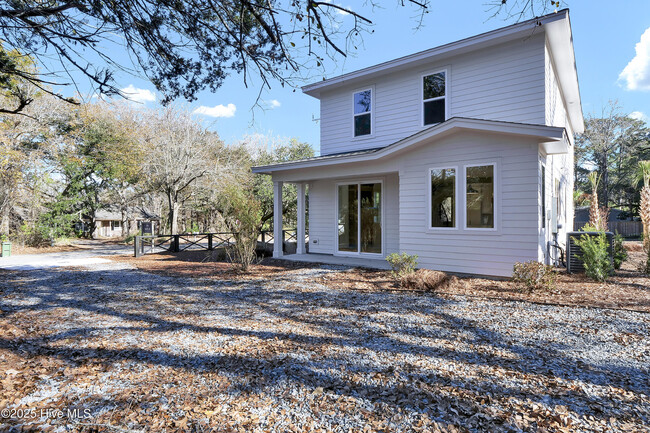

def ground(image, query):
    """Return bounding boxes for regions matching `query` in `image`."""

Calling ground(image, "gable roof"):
[252,117,566,174]
[302,9,583,134]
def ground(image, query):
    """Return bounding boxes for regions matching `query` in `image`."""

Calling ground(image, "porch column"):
[296,182,306,255]
[273,180,283,258]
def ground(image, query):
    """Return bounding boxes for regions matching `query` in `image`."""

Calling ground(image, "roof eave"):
[545,11,584,134]
[251,118,565,174]
[301,10,569,99]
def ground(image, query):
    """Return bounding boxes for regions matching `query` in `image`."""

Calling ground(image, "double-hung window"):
[353,89,372,137]
[422,71,446,125]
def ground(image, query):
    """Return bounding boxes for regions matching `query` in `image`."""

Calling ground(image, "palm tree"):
[637,161,650,252]
[587,171,604,231]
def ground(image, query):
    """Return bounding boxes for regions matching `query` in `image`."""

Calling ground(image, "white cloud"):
[120,85,156,103]
[264,99,281,109]
[630,111,649,122]
[323,0,350,15]
[193,103,237,118]
[619,27,650,91]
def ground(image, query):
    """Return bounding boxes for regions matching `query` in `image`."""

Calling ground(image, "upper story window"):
[353,89,372,137]
[422,71,446,126]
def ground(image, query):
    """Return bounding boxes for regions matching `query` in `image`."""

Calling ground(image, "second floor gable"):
[304,10,583,156]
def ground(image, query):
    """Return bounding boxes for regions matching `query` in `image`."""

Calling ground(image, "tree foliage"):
[575,102,650,213]
[249,137,314,229]
[0,0,565,113]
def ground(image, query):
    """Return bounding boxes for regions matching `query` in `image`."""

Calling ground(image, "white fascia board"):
[302,10,569,98]
[545,13,584,134]
[251,118,565,174]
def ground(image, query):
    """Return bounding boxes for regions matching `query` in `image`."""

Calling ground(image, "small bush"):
[221,186,262,272]
[401,269,464,291]
[17,223,51,247]
[124,231,141,245]
[386,252,418,281]
[613,234,628,270]
[574,233,612,282]
[638,247,650,275]
[512,261,557,292]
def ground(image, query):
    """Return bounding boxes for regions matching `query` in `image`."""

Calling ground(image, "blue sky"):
[60,1,650,153]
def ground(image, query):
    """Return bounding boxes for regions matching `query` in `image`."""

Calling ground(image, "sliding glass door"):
[337,182,382,255]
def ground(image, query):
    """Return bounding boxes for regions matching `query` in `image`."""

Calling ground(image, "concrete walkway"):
[278,253,391,270]
[0,240,132,271]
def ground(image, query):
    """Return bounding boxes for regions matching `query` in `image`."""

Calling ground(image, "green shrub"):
[612,234,628,270]
[17,223,51,247]
[638,247,650,275]
[574,233,612,282]
[124,230,141,245]
[580,222,600,232]
[512,261,557,292]
[386,252,418,282]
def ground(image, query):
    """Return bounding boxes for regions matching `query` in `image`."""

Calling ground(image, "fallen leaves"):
[0,257,648,432]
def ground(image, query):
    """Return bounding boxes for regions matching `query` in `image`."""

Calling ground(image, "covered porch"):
[268,174,397,262]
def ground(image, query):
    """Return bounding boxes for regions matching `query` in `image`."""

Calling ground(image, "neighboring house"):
[93,208,159,238]
[94,210,124,238]
[253,10,583,277]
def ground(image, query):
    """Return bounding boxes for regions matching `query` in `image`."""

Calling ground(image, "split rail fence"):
[134,230,300,257]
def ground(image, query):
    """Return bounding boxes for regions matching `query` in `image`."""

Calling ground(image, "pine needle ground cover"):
[0,253,648,432]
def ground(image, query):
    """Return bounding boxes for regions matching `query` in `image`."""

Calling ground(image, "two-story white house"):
[253,9,583,277]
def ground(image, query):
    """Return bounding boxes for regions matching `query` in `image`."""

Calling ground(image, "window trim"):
[427,165,459,231]
[334,178,385,257]
[421,68,449,128]
[351,87,374,139]
[463,162,498,231]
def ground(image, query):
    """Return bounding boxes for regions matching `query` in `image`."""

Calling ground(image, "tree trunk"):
[121,209,130,237]
[598,157,609,208]
[640,185,650,251]
[167,190,180,234]
[0,205,9,235]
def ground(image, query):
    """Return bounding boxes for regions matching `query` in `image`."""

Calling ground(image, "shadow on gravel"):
[1,265,648,430]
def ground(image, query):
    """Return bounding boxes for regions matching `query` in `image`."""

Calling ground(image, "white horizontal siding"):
[307,180,335,254]
[540,41,575,263]
[318,34,546,156]
[397,132,539,277]
[303,130,540,276]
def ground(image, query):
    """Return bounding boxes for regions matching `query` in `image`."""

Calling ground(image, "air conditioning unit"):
[566,231,614,274]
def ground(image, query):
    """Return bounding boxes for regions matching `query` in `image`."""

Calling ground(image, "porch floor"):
[277,253,391,270]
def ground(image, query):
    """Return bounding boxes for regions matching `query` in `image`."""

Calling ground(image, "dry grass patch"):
[110,251,316,281]
[318,242,650,313]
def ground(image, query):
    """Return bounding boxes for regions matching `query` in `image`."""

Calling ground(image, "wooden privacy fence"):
[134,230,300,257]
[573,220,643,237]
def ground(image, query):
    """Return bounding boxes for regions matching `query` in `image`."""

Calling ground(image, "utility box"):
[566,231,613,274]
[1,242,11,258]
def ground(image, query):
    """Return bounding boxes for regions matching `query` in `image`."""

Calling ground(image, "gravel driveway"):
[0,260,648,432]
[0,240,132,271]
